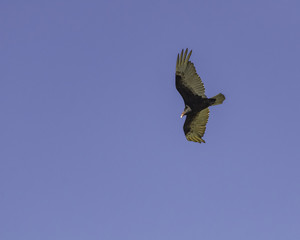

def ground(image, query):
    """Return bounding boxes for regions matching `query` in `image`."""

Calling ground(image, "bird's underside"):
[175,48,225,143]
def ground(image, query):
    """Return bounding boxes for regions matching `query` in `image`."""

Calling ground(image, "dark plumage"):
[175,49,225,143]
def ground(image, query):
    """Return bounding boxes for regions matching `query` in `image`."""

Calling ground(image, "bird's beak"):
[180,112,184,118]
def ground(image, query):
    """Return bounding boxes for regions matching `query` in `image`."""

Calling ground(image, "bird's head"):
[180,105,192,118]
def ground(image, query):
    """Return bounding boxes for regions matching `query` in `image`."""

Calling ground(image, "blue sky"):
[1,0,300,239]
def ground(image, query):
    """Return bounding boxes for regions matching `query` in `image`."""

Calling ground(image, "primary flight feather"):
[176,49,225,143]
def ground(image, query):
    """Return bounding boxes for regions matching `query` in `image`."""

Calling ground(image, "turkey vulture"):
[176,49,225,143]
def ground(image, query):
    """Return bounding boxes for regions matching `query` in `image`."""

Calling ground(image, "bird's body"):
[175,49,225,143]
[176,75,214,110]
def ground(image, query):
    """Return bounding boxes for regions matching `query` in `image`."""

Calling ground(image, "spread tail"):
[210,93,225,106]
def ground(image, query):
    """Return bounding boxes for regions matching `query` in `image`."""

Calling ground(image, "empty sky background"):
[1,0,300,239]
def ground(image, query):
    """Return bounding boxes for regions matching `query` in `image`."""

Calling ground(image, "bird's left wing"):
[176,49,206,102]
[183,108,210,143]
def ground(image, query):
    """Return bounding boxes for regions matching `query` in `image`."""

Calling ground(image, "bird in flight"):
[176,48,225,143]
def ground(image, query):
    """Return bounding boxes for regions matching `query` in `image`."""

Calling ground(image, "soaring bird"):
[176,49,225,143]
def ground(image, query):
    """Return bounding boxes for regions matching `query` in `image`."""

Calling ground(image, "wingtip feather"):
[183,48,188,63]
[186,50,192,62]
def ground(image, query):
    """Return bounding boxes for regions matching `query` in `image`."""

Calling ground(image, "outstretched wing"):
[183,108,210,143]
[176,49,206,103]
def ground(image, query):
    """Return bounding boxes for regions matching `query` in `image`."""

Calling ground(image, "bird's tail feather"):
[210,93,225,106]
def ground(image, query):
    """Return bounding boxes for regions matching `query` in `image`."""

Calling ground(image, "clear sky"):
[1,1,300,239]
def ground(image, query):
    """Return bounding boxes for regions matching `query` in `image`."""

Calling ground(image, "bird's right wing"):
[176,49,206,101]
[183,108,210,143]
